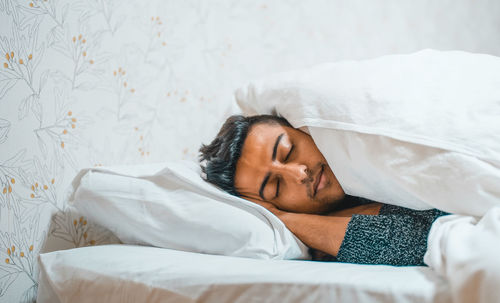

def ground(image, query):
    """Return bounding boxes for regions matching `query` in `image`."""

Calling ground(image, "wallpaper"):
[1,0,499,302]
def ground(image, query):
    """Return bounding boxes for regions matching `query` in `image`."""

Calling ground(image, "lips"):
[313,165,324,197]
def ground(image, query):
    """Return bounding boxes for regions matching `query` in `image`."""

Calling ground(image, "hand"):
[250,200,286,218]
[253,199,350,257]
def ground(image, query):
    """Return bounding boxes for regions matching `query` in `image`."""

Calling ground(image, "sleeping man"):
[199,114,449,266]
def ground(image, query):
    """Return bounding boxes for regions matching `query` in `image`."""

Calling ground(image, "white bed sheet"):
[37,244,451,303]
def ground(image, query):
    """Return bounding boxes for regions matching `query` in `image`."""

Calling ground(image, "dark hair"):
[199,114,292,196]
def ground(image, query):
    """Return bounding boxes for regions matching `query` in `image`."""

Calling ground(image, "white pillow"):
[235,49,500,216]
[69,160,309,259]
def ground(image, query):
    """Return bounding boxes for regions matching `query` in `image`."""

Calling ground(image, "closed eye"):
[275,144,293,198]
[275,179,280,198]
[284,144,294,162]
[275,145,294,198]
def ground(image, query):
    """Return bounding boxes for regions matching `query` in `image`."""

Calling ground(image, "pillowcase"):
[235,49,500,216]
[69,160,309,259]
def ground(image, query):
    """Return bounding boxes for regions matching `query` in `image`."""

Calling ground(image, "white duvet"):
[236,49,500,216]
[424,207,500,303]
[37,244,451,303]
[235,49,500,303]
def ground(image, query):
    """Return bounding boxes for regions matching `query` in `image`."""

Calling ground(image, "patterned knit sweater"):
[309,196,448,266]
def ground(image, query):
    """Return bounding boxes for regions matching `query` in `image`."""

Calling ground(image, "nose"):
[274,163,310,184]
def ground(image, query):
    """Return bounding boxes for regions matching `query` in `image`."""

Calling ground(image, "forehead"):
[245,123,287,150]
[234,123,288,197]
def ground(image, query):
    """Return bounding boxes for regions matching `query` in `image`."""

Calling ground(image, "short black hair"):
[199,114,292,196]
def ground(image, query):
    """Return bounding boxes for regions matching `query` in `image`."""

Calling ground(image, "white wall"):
[0,0,499,301]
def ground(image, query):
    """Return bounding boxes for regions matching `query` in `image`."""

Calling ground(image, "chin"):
[319,195,344,210]
[305,201,332,215]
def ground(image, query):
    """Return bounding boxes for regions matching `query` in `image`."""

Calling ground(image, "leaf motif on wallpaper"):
[141,15,170,66]
[16,0,68,33]
[0,210,44,301]
[2,148,27,168]
[50,208,104,247]
[110,64,139,121]
[20,284,37,303]
[33,126,78,170]
[33,88,93,170]
[31,97,42,122]
[0,271,20,298]
[0,118,10,144]
[22,203,46,247]
[39,69,51,91]
[16,5,46,31]
[79,0,125,35]
[50,24,111,90]
[0,75,18,100]
[28,156,63,211]
[36,132,48,158]
[15,200,42,227]
[0,149,31,190]
[52,86,67,117]
[46,22,64,49]
[6,13,46,71]
[50,210,122,249]
[18,96,31,120]
[18,93,41,121]
[0,175,31,216]
[0,0,18,16]
[119,14,176,86]
[60,3,70,24]
[0,19,46,121]
[123,100,164,159]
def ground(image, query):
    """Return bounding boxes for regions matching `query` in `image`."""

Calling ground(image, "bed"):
[37,244,451,303]
[37,49,500,303]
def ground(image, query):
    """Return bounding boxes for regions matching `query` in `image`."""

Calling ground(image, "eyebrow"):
[272,133,284,161]
[259,133,284,201]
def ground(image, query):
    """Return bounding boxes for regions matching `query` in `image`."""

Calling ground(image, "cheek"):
[277,185,310,210]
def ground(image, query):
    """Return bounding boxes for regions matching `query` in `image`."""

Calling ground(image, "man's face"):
[234,122,345,214]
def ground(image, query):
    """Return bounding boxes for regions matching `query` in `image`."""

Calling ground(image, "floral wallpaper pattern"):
[0,0,499,301]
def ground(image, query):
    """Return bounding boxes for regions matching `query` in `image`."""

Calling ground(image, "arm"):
[336,207,448,265]
[255,200,446,266]
[253,201,382,257]
[280,212,350,256]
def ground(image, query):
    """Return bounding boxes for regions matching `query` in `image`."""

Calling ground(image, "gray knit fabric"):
[310,201,448,266]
